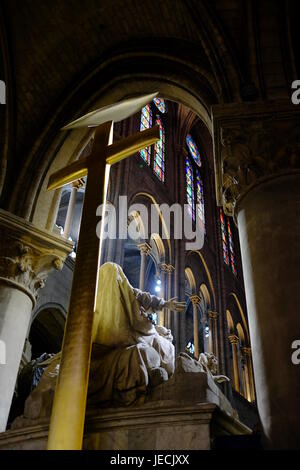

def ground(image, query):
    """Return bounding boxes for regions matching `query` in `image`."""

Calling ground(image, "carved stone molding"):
[228,334,239,345]
[189,294,201,305]
[208,310,218,320]
[212,100,300,216]
[241,347,251,356]
[71,178,85,190]
[159,263,175,274]
[0,209,73,306]
[137,242,152,256]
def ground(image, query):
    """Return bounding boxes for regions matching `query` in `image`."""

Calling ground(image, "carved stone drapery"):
[212,100,300,217]
[0,209,73,307]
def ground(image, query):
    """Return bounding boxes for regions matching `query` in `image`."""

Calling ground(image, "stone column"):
[241,347,251,402]
[137,242,151,291]
[242,347,255,402]
[208,310,219,360]
[0,209,72,432]
[190,295,200,359]
[166,265,174,329]
[63,179,84,239]
[158,263,167,327]
[228,335,240,393]
[159,264,174,328]
[212,100,300,448]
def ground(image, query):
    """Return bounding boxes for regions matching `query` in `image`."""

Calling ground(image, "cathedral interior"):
[0,0,299,451]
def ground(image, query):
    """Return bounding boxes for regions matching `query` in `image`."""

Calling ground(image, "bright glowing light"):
[204,325,210,337]
[70,251,76,259]
[156,279,161,285]
[155,285,161,293]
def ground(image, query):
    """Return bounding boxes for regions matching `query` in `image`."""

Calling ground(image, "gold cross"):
[46,96,160,450]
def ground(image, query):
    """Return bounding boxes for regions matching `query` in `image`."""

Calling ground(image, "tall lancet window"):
[220,208,229,265]
[140,104,152,165]
[186,156,195,219]
[185,134,205,230]
[186,134,201,167]
[139,98,166,181]
[153,97,166,113]
[153,115,165,182]
[220,208,237,275]
[227,218,237,275]
[196,168,205,228]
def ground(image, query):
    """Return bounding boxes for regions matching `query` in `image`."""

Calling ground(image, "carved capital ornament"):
[0,209,73,306]
[212,100,300,217]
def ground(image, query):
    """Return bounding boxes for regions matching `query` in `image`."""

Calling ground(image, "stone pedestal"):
[0,350,251,450]
[0,401,250,450]
[0,209,72,431]
[212,100,300,448]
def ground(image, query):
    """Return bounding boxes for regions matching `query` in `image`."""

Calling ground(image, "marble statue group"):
[12,262,231,427]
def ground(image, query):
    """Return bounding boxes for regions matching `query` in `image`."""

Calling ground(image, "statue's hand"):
[164,297,186,312]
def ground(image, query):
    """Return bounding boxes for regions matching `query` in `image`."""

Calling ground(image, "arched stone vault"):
[12,76,215,227]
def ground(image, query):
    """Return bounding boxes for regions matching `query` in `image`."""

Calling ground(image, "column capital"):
[159,263,175,274]
[71,178,85,190]
[189,294,201,305]
[212,100,300,217]
[0,209,73,307]
[241,346,252,356]
[228,334,239,345]
[137,242,152,256]
[208,310,218,319]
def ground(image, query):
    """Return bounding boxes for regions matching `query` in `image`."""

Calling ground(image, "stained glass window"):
[220,208,229,265]
[186,157,195,220]
[139,102,166,180]
[186,341,195,355]
[186,133,205,227]
[227,219,237,275]
[186,134,201,167]
[153,116,165,181]
[139,104,152,165]
[196,169,205,228]
[153,97,166,113]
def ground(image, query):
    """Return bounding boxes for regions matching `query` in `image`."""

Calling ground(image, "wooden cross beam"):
[46,95,160,450]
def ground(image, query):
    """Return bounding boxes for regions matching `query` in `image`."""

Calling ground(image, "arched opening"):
[18,71,216,230]
[29,306,66,359]
[8,306,66,428]
[226,297,255,403]
[185,267,196,295]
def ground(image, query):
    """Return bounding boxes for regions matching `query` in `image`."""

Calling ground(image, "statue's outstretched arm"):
[132,289,186,313]
[163,297,186,312]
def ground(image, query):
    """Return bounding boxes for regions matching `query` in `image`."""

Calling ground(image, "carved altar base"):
[0,401,250,450]
[0,366,251,450]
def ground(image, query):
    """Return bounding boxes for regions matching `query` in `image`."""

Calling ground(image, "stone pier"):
[212,100,300,448]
